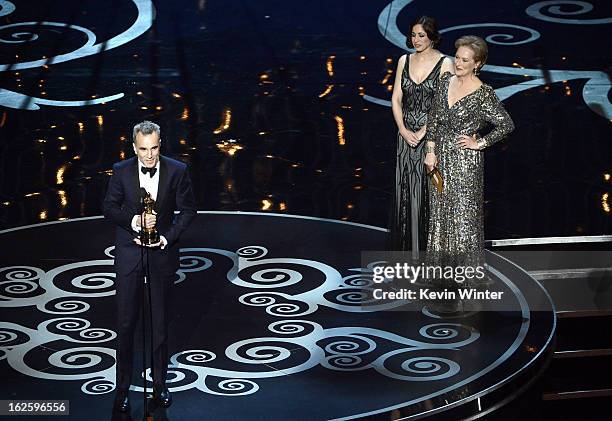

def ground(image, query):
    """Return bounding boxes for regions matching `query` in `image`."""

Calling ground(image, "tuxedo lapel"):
[154,156,169,213]
[130,157,141,208]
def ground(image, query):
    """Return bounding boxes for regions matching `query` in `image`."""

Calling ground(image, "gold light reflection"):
[334,116,345,146]
[380,69,393,85]
[59,145,67,151]
[179,139,187,145]
[604,173,611,182]
[172,93,181,98]
[78,122,84,133]
[259,73,269,81]
[213,108,232,134]
[261,199,272,210]
[58,190,68,207]
[603,193,610,213]
[25,192,41,197]
[216,139,243,156]
[180,107,190,121]
[359,55,366,61]
[97,115,103,126]
[56,164,68,184]
[358,86,365,96]
[326,55,335,77]
[279,202,286,211]
[319,84,334,98]
[0,112,7,127]
[2,201,10,206]
[119,150,125,159]
[39,210,48,220]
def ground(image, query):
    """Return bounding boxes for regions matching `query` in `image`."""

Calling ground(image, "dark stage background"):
[0,0,610,238]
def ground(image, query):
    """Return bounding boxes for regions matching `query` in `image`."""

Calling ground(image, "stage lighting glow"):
[56,164,68,185]
[319,85,334,98]
[326,55,335,77]
[216,140,243,157]
[334,115,345,146]
[181,107,190,120]
[213,109,231,134]
[58,190,68,207]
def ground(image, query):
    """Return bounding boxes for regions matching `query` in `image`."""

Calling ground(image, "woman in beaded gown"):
[424,36,514,266]
[390,16,452,255]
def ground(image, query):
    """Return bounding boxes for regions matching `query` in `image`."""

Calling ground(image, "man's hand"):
[133,237,163,248]
[135,211,157,229]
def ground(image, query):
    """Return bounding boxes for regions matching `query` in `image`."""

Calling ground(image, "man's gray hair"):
[132,120,161,143]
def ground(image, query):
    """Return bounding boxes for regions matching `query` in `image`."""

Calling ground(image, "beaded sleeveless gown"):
[390,54,445,254]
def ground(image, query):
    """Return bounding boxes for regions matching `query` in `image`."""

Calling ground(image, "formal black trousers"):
[114,262,172,393]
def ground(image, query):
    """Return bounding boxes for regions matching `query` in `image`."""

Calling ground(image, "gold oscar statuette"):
[141,191,160,245]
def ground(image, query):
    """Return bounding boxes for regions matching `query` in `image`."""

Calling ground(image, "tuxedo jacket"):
[103,156,196,275]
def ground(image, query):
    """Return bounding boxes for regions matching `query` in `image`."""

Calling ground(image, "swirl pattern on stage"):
[0,244,488,397]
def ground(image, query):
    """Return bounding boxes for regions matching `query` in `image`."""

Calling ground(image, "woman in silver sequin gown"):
[390,16,452,255]
[424,36,514,264]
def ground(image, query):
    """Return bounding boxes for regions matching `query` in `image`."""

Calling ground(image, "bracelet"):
[476,139,486,150]
[425,144,435,154]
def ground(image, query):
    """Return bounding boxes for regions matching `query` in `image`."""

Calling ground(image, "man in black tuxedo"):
[103,120,195,412]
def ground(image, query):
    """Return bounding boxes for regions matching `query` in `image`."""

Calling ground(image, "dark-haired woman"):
[390,16,453,255]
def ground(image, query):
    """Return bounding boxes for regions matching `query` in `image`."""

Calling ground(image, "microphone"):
[139,188,148,214]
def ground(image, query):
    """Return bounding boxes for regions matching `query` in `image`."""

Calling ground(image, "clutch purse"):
[427,166,443,193]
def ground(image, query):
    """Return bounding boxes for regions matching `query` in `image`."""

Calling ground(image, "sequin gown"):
[391,55,445,254]
[426,72,514,264]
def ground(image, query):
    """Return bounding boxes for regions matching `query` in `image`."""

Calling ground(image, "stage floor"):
[0,213,555,420]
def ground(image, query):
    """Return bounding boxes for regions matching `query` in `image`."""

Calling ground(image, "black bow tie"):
[141,166,157,177]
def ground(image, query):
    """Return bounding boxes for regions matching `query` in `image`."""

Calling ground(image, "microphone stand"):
[139,194,155,421]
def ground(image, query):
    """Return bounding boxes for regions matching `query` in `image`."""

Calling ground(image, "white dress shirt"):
[138,160,160,201]
[130,160,167,248]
